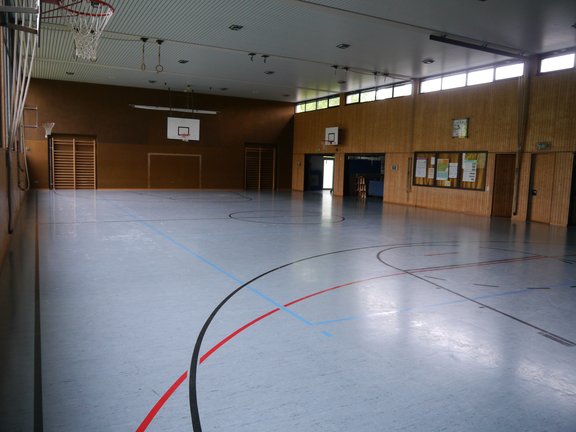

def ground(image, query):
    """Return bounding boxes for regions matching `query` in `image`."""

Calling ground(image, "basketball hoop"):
[58,0,114,61]
[179,133,190,142]
[42,122,55,138]
[320,139,336,147]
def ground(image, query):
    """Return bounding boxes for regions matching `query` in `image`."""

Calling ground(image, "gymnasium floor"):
[3,190,576,431]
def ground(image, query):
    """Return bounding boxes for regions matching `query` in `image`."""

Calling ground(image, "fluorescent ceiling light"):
[129,104,218,115]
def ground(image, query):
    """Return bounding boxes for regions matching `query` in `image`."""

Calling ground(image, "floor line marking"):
[136,263,551,432]
[136,371,188,432]
[113,203,315,327]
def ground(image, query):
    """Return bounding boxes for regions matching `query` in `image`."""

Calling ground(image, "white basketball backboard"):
[167,117,200,141]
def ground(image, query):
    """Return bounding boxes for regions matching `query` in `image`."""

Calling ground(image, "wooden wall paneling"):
[527,71,576,153]
[384,153,412,205]
[413,80,519,152]
[25,79,294,190]
[332,152,345,196]
[148,153,201,189]
[292,153,305,191]
[26,139,49,188]
[550,152,573,225]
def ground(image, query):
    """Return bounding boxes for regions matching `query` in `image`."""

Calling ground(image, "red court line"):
[135,252,549,430]
[200,308,279,364]
[136,371,188,432]
[135,273,397,431]
[201,273,401,364]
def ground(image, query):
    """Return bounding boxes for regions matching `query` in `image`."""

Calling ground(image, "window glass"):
[393,83,412,97]
[540,53,575,73]
[360,90,376,103]
[328,96,340,107]
[495,63,524,80]
[467,68,494,86]
[420,78,441,93]
[346,93,360,104]
[295,103,305,113]
[442,73,466,90]
[305,101,317,111]
[376,87,393,100]
[317,99,328,110]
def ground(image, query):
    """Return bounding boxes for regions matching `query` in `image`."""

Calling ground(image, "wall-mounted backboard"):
[167,117,200,141]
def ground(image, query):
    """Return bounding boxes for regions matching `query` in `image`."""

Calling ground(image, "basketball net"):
[68,1,114,61]
[179,134,190,142]
[42,122,55,138]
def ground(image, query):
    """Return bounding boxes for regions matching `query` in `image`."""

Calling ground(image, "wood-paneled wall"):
[25,79,294,190]
[294,70,576,224]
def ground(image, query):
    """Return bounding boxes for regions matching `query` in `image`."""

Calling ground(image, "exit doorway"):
[343,154,385,198]
[304,154,335,191]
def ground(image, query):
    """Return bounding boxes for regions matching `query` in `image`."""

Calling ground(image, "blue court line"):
[313,288,534,327]
[112,203,318,329]
[246,286,314,326]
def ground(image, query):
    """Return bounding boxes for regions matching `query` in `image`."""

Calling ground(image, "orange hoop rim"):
[61,0,114,17]
[42,0,115,19]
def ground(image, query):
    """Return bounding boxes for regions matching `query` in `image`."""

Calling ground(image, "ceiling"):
[30,0,576,103]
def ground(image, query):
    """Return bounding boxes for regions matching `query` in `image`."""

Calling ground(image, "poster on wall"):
[449,162,459,179]
[413,151,486,191]
[436,159,449,180]
[462,157,477,182]
[415,158,427,178]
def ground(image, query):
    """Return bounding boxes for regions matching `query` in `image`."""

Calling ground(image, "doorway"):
[528,153,555,224]
[491,154,515,218]
[304,154,334,191]
[343,154,385,197]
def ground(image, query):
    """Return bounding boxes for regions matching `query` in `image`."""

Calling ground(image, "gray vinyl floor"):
[3,190,576,431]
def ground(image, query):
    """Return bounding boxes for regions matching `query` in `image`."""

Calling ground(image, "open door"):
[304,154,334,191]
[343,154,385,197]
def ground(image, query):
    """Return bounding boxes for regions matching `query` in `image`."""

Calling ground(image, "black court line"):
[376,245,576,348]
[188,240,458,431]
[228,210,345,224]
[189,239,576,431]
[34,192,44,432]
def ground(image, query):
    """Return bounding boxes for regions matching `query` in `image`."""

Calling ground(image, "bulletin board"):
[413,151,486,191]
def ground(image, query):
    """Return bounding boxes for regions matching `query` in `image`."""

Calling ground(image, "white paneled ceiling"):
[30,0,576,102]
